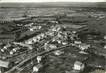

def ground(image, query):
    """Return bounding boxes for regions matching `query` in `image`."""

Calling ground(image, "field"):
[0,7,106,34]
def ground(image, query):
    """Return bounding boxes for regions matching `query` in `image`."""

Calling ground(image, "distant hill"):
[0,2,106,8]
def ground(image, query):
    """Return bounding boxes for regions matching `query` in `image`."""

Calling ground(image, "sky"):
[0,0,105,2]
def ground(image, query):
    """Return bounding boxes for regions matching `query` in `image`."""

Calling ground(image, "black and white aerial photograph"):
[0,0,106,73]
